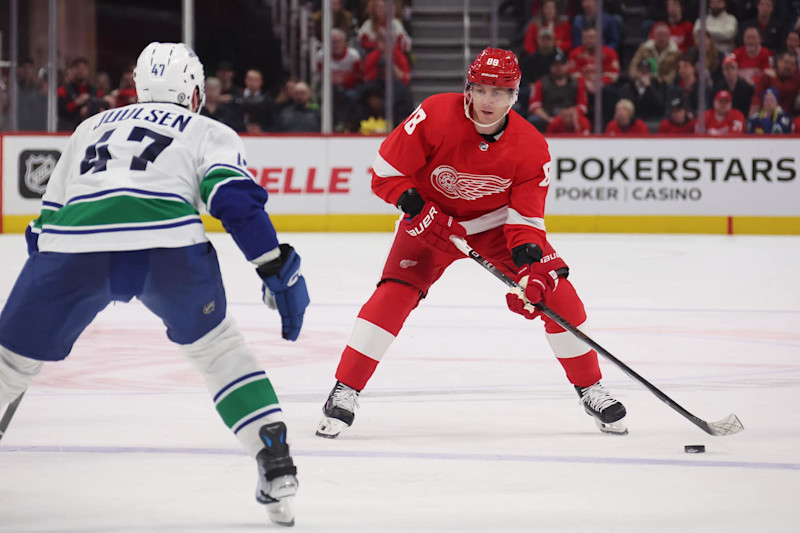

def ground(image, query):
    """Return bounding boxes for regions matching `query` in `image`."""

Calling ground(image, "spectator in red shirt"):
[111,66,137,109]
[605,99,650,135]
[657,94,697,133]
[529,49,589,131]
[523,0,573,55]
[732,26,774,86]
[363,28,411,85]
[793,114,800,132]
[568,25,621,94]
[750,50,800,116]
[714,53,755,117]
[546,105,592,134]
[701,90,746,134]
[650,0,695,52]
[318,28,364,91]
[57,57,108,131]
[785,30,800,72]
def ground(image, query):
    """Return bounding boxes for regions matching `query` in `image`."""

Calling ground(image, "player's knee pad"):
[0,345,42,404]
[542,278,588,334]
[178,316,259,378]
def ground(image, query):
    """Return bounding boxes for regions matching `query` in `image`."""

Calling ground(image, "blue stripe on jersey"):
[41,217,202,235]
[42,200,63,209]
[66,187,191,205]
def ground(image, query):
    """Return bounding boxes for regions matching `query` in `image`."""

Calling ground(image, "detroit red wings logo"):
[430,165,511,200]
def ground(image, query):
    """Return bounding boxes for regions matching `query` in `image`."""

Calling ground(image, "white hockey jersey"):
[33,103,260,254]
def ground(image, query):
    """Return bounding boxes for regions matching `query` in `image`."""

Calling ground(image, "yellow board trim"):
[3,214,800,235]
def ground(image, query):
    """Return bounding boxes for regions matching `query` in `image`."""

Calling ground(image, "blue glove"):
[256,244,310,341]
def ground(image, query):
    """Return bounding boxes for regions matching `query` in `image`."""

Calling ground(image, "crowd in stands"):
[515,0,800,134]
[4,0,800,136]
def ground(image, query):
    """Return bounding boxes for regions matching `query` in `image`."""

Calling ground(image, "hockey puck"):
[684,445,705,454]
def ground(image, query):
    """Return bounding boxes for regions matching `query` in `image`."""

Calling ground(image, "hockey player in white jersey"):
[0,42,307,527]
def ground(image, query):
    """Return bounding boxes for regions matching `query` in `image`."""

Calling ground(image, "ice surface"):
[1,232,798,532]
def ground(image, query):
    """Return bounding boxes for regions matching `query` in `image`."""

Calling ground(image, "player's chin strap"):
[462,89,517,129]
[448,235,745,438]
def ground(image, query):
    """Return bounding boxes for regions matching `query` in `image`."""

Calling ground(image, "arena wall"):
[2,133,799,234]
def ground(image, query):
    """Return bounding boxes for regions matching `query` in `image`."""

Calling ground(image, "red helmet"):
[467,47,521,89]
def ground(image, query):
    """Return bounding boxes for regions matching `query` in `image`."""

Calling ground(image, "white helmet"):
[134,42,205,112]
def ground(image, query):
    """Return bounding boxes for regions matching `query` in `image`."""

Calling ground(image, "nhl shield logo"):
[19,150,61,198]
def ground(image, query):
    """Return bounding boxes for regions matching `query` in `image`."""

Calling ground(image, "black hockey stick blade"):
[0,390,26,443]
[449,236,744,437]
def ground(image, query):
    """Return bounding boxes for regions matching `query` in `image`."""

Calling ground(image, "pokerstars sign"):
[546,137,799,217]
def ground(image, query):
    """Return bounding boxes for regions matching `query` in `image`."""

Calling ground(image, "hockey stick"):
[0,391,26,443]
[449,236,744,437]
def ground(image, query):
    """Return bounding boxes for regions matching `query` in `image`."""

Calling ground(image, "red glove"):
[399,202,466,256]
[506,262,560,319]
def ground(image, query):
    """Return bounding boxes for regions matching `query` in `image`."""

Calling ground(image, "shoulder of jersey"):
[417,92,465,129]
[509,110,547,144]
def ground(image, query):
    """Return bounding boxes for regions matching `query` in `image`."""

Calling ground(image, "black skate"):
[315,381,360,438]
[255,422,298,527]
[575,382,628,435]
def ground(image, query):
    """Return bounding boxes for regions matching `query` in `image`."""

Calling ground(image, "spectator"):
[694,0,738,54]
[57,57,108,131]
[358,0,411,54]
[747,86,793,132]
[520,27,562,85]
[357,86,390,134]
[529,49,589,131]
[793,114,800,132]
[750,49,800,115]
[274,76,299,113]
[732,26,774,86]
[568,26,621,91]
[319,28,364,91]
[650,0,695,52]
[714,53,755,116]
[364,28,411,85]
[312,0,356,41]
[739,0,784,51]
[702,89,746,133]
[630,22,682,84]
[111,66,137,109]
[619,59,667,123]
[215,61,241,104]
[94,72,115,109]
[688,28,725,82]
[523,0,573,56]
[667,53,713,118]
[657,94,697,132]
[546,105,592,133]
[227,69,278,133]
[200,77,232,124]
[572,0,621,51]
[605,99,650,135]
[16,58,47,131]
[277,81,321,133]
[785,29,800,71]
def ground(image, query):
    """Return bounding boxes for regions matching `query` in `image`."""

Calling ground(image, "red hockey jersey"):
[371,93,552,251]
[703,108,745,135]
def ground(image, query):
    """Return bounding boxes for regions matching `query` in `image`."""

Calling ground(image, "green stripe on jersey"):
[41,195,198,228]
[200,168,249,204]
[216,377,279,429]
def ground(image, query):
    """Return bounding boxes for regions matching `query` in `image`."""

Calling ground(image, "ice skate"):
[255,422,298,527]
[575,382,628,435]
[315,381,360,438]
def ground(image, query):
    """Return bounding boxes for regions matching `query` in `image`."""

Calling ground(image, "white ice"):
[0,231,798,533]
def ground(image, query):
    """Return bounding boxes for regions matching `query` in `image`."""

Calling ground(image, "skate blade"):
[594,417,628,435]
[266,497,295,527]
[315,416,348,438]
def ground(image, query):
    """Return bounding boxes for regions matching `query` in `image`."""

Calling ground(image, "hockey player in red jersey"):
[315,47,627,438]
